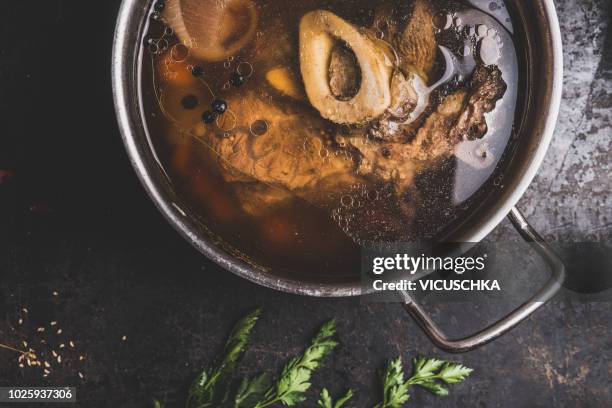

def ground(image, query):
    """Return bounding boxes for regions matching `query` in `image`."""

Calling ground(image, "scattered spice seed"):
[37,327,45,332]
[44,361,51,368]
[57,355,62,364]
[121,335,127,341]
[56,329,62,335]
[22,341,28,348]
[44,369,50,374]
[18,319,23,325]
[19,363,24,368]
[59,344,65,349]
[52,291,58,296]
[69,341,75,348]
[78,372,84,379]
[50,321,57,326]
[52,350,57,357]
[22,308,28,314]
[79,355,85,361]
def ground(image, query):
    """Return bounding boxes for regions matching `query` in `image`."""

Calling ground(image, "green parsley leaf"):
[374,357,473,407]
[412,357,445,378]
[375,357,410,408]
[437,362,474,384]
[318,388,354,408]
[234,373,272,408]
[253,320,338,407]
[187,308,262,407]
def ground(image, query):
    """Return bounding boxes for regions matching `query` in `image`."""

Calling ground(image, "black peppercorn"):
[230,72,246,87]
[154,1,165,12]
[202,111,217,124]
[211,99,227,114]
[191,65,204,77]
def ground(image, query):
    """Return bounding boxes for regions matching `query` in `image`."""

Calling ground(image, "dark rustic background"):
[0,1,610,407]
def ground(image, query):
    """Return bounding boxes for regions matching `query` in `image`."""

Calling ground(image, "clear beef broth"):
[139,0,523,280]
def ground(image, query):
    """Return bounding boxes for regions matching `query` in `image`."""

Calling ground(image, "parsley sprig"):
[318,389,355,408]
[253,320,338,407]
[152,310,473,408]
[186,308,262,408]
[374,357,473,407]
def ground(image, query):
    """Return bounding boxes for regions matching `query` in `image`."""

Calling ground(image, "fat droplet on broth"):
[171,43,189,62]
[433,11,453,30]
[237,62,254,77]
[148,43,160,54]
[249,119,268,136]
[459,44,472,57]
[477,24,489,37]
[340,195,354,208]
[216,110,237,131]
[479,36,501,65]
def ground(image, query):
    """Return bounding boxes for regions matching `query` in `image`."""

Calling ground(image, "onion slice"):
[163,0,258,62]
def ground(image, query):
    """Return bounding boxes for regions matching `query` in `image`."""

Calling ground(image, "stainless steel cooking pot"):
[112,0,565,352]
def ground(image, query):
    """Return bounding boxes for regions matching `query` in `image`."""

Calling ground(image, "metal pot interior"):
[112,0,562,297]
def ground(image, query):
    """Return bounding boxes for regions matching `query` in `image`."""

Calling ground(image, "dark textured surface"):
[0,1,610,407]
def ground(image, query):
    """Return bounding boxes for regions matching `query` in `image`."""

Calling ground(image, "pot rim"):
[112,0,563,298]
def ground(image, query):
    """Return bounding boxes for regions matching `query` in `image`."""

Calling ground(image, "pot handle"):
[400,207,565,353]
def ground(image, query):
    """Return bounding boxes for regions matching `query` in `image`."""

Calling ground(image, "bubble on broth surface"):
[477,24,489,37]
[237,62,254,77]
[171,43,189,62]
[479,36,501,65]
[341,195,354,208]
[458,43,472,57]
[215,110,237,132]
[433,11,453,30]
[249,119,268,136]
